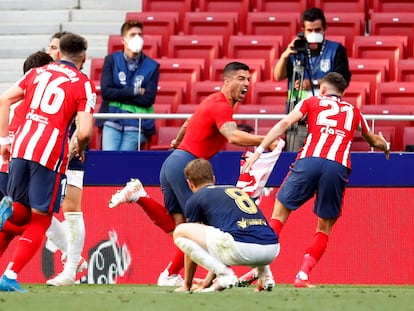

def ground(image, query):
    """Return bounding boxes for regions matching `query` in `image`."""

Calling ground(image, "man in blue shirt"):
[173,158,280,292]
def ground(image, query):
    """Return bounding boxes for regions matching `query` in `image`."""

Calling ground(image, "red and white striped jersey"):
[0,102,22,173]
[11,63,96,174]
[295,94,370,169]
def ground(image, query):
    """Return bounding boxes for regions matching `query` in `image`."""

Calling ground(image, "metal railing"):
[93,112,414,150]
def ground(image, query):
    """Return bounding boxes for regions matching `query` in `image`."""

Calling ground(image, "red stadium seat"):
[226,35,282,81]
[149,126,181,150]
[348,58,389,105]
[376,82,414,106]
[402,127,414,151]
[107,34,162,58]
[148,103,172,147]
[125,12,179,54]
[89,58,104,87]
[190,81,222,105]
[344,81,370,109]
[89,126,102,150]
[371,0,414,13]
[397,59,414,82]
[361,104,414,151]
[156,58,204,103]
[252,0,309,13]
[370,13,414,58]
[351,126,395,151]
[324,12,366,55]
[209,58,266,88]
[246,12,299,47]
[313,0,367,15]
[251,81,288,108]
[142,0,193,31]
[170,104,198,126]
[154,81,187,113]
[168,35,223,79]
[195,0,249,33]
[353,35,407,81]
[325,35,346,50]
[176,104,199,114]
[183,12,238,47]
[236,104,285,129]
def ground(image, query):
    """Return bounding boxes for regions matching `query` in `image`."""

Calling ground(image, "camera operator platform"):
[273,7,351,152]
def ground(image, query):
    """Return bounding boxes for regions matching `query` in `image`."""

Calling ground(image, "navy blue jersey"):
[184,185,278,245]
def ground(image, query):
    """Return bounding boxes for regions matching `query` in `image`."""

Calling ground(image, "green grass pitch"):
[1,284,413,311]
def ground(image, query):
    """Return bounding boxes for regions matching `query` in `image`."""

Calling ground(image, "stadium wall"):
[1,151,413,285]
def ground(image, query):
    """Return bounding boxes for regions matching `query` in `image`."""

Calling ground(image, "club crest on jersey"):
[118,72,127,85]
[320,60,331,73]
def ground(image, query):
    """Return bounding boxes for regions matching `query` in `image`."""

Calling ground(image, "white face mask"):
[306,32,324,43]
[127,35,144,53]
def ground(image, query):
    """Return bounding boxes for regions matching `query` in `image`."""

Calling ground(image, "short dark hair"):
[223,62,250,78]
[184,158,214,187]
[59,33,87,61]
[321,72,348,93]
[121,20,144,36]
[302,7,326,29]
[50,31,71,40]
[23,51,53,74]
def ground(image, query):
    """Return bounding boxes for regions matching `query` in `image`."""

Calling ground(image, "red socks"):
[0,232,14,257]
[168,248,185,275]
[7,213,52,274]
[305,231,329,262]
[9,202,31,226]
[269,218,283,236]
[298,231,329,277]
[138,197,176,234]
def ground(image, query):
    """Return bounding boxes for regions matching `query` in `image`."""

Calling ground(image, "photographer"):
[274,7,351,102]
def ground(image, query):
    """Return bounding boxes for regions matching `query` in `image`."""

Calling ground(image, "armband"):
[0,136,11,145]
[255,146,265,154]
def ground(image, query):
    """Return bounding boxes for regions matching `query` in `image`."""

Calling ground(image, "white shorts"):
[66,169,84,189]
[205,226,280,267]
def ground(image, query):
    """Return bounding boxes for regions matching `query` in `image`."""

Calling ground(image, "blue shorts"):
[159,149,196,214]
[0,172,7,200]
[8,159,66,214]
[277,157,349,219]
[68,153,85,171]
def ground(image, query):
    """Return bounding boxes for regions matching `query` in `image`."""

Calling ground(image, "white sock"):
[62,212,85,277]
[257,265,271,278]
[45,216,68,253]
[4,262,17,280]
[175,237,232,276]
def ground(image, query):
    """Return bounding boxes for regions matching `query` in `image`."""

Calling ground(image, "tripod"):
[285,54,315,152]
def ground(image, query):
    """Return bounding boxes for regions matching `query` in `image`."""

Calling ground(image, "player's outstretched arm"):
[362,131,390,160]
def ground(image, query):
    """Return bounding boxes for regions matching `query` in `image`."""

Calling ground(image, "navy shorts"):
[0,172,7,200]
[277,157,349,219]
[8,159,66,214]
[68,153,85,171]
[159,149,196,214]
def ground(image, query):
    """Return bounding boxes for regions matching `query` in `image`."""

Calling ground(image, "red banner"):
[1,186,413,285]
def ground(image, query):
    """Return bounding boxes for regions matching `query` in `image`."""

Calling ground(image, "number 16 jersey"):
[12,62,96,174]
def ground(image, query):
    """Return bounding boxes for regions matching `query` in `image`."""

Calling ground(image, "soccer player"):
[0,51,54,257]
[109,62,279,286]
[45,31,89,286]
[173,158,279,292]
[241,72,390,288]
[0,32,95,292]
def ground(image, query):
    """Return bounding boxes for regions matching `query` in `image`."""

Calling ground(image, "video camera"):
[293,32,308,54]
